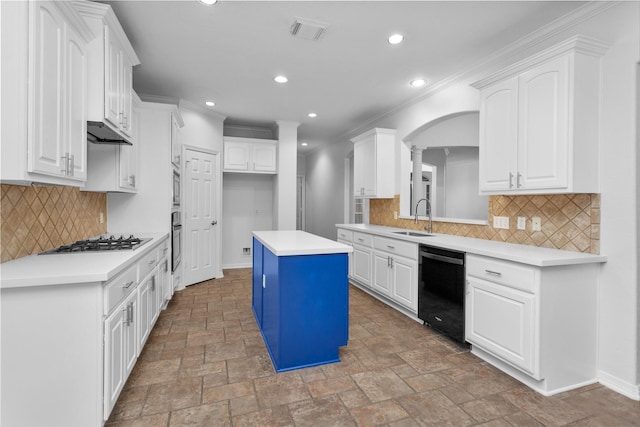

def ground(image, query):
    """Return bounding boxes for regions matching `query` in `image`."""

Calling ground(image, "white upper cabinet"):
[473,36,608,195]
[1,1,92,186]
[74,1,140,142]
[223,137,277,174]
[83,94,140,193]
[351,128,396,198]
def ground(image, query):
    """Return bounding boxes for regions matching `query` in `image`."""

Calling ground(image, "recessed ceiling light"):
[410,79,427,87]
[198,0,217,6]
[274,75,288,84]
[205,101,215,107]
[388,33,404,45]
[301,142,308,146]
[308,113,317,118]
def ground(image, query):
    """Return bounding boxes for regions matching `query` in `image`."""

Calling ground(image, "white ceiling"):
[102,0,587,151]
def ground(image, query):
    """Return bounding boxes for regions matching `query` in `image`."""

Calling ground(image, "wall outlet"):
[99,212,104,224]
[393,211,398,220]
[242,247,251,255]
[532,216,542,231]
[493,216,509,229]
[517,216,526,230]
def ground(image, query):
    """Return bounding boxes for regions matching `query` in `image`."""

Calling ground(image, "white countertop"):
[253,230,353,257]
[0,233,169,289]
[336,224,607,267]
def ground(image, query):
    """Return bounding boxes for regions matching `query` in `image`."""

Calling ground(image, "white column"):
[411,146,423,216]
[274,120,299,230]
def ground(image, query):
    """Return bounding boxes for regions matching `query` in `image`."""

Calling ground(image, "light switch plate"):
[517,217,526,230]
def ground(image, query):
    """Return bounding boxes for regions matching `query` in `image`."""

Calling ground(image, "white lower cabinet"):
[104,289,138,418]
[465,253,599,395]
[351,232,373,287]
[466,275,537,376]
[338,227,418,315]
[373,236,418,312]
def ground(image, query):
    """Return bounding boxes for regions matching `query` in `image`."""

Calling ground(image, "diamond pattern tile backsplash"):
[1,184,107,262]
[370,193,600,254]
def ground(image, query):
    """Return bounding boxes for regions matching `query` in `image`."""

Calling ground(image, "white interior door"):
[184,147,219,286]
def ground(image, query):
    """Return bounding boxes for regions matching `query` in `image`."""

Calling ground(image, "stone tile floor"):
[107,268,640,426]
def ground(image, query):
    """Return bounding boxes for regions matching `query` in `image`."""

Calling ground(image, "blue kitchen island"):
[252,230,353,372]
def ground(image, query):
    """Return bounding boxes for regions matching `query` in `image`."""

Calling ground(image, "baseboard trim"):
[222,263,251,270]
[598,370,640,401]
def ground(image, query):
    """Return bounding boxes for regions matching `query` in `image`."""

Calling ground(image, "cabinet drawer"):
[353,232,373,247]
[138,247,160,280]
[466,255,537,293]
[104,264,137,314]
[337,229,353,242]
[374,236,418,260]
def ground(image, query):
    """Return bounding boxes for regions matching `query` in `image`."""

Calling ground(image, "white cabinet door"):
[29,1,87,183]
[65,23,88,181]
[352,244,372,287]
[372,252,392,296]
[223,141,250,171]
[353,138,376,197]
[517,55,569,190]
[104,24,121,129]
[478,77,518,192]
[104,302,125,419]
[137,277,151,352]
[120,58,133,137]
[252,143,277,172]
[390,255,417,311]
[123,291,138,377]
[29,2,66,178]
[466,276,537,377]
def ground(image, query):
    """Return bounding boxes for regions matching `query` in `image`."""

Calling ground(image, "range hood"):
[87,121,132,145]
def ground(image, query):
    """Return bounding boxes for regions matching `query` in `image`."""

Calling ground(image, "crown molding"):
[73,0,140,66]
[55,2,94,42]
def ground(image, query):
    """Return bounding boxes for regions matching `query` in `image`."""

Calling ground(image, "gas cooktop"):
[39,235,151,255]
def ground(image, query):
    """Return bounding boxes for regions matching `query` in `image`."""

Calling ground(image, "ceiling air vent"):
[289,17,328,41]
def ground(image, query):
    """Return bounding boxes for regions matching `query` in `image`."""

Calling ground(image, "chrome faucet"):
[415,198,433,233]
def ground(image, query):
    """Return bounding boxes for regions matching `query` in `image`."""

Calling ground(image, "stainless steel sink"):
[392,231,433,237]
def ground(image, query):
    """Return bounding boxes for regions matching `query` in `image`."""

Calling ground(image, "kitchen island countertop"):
[336,224,606,267]
[253,230,353,257]
[1,232,169,289]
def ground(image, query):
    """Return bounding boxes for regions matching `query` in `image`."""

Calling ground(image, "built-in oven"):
[418,244,467,345]
[172,170,180,206]
[171,211,182,273]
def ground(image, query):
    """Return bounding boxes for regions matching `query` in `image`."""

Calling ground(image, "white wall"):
[305,140,353,240]
[303,2,640,399]
[222,174,274,268]
[178,101,225,153]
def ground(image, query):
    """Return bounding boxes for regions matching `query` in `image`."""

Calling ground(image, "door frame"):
[183,144,224,280]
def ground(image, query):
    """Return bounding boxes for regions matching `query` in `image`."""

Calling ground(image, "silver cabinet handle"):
[508,173,514,188]
[69,154,75,176]
[387,245,395,249]
[484,269,502,277]
[150,276,155,292]
[122,280,134,290]
[148,259,156,265]
[517,173,522,188]
[61,155,68,174]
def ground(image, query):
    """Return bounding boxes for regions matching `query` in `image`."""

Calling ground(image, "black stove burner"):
[39,235,150,255]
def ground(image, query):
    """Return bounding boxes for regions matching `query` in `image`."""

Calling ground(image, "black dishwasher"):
[418,245,467,344]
